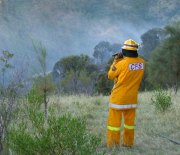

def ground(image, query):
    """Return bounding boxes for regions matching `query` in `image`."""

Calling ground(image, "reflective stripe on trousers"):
[107,124,134,131]
[124,124,135,129]
[107,126,120,131]
[109,103,137,109]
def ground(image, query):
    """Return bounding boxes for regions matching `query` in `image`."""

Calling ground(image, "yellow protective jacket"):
[108,57,145,107]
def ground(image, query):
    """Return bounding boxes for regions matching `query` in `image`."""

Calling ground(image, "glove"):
[113,52,123,60]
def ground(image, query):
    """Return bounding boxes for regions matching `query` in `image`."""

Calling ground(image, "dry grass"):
[49,91,180,155]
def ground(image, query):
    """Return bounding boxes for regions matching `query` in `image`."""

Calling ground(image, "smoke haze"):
[0,0,179,70]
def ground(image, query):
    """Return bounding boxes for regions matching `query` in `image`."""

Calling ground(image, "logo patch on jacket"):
[129,63,144,70]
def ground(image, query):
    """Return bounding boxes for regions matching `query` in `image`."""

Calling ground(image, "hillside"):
[0,0,180,70]
[49,91,180,154]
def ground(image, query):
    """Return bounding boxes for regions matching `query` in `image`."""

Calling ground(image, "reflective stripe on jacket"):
[109,103,137,109]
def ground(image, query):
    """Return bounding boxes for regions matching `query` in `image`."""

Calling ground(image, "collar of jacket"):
[122,49,138,58]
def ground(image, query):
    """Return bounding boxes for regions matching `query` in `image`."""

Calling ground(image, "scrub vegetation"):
[49,92,180,155]
[9,111,101,155]
[2,91,180,155]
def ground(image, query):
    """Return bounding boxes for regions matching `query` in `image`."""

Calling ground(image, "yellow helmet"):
[122,39,139,51]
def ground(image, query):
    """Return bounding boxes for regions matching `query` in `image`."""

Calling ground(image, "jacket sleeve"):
[107,59,122,80]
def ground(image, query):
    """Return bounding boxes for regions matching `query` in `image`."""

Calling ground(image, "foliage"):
[0,51,24,153]
[93,41,111,65]
[95,57,114,95]
[95,73,113,95]
[93,41,122,65]
[27,78,53,116]
[55,55,93,76]
[53,54,99,94]
[32,41,52,119]
[148,21,180,93]
[61,70,95,94]
[34,74,55,94]
[0,51,14,69]
[0,51,14,88]
[0,51,14,153]
[27,74,55,121]
[9,103,101,155]
[139,60,154,91]
[139,28,166,59]
[27,85,44,108]
[32,41,47,75]
[151,88,172,112]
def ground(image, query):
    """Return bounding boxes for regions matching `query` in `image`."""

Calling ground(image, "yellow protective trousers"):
[106,108,136,148]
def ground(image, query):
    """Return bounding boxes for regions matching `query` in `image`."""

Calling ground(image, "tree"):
[139,61,154,91]
[0,51,14,88]
[140,28,166,59]
[95,73,113,95]
[52,54,99,94]
[0,51,25,153]
[0,50,14,153]
[95,57,114,95]
[93,41,111,65]
[32,41,51,120]
[148,22,180,93]
[27,73,55,109]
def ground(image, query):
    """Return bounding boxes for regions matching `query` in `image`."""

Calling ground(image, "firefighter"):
[106,39,145,148]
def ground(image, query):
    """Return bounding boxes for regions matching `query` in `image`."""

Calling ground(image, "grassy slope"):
[50,91,180,155]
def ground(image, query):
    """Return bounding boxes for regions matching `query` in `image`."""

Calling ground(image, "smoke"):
[0,0,178,71]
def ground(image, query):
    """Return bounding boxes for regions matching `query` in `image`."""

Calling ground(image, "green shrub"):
[94,98,101,106]
[9,113,101,155]
[27,85,43,108]
[151,88,172,112]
